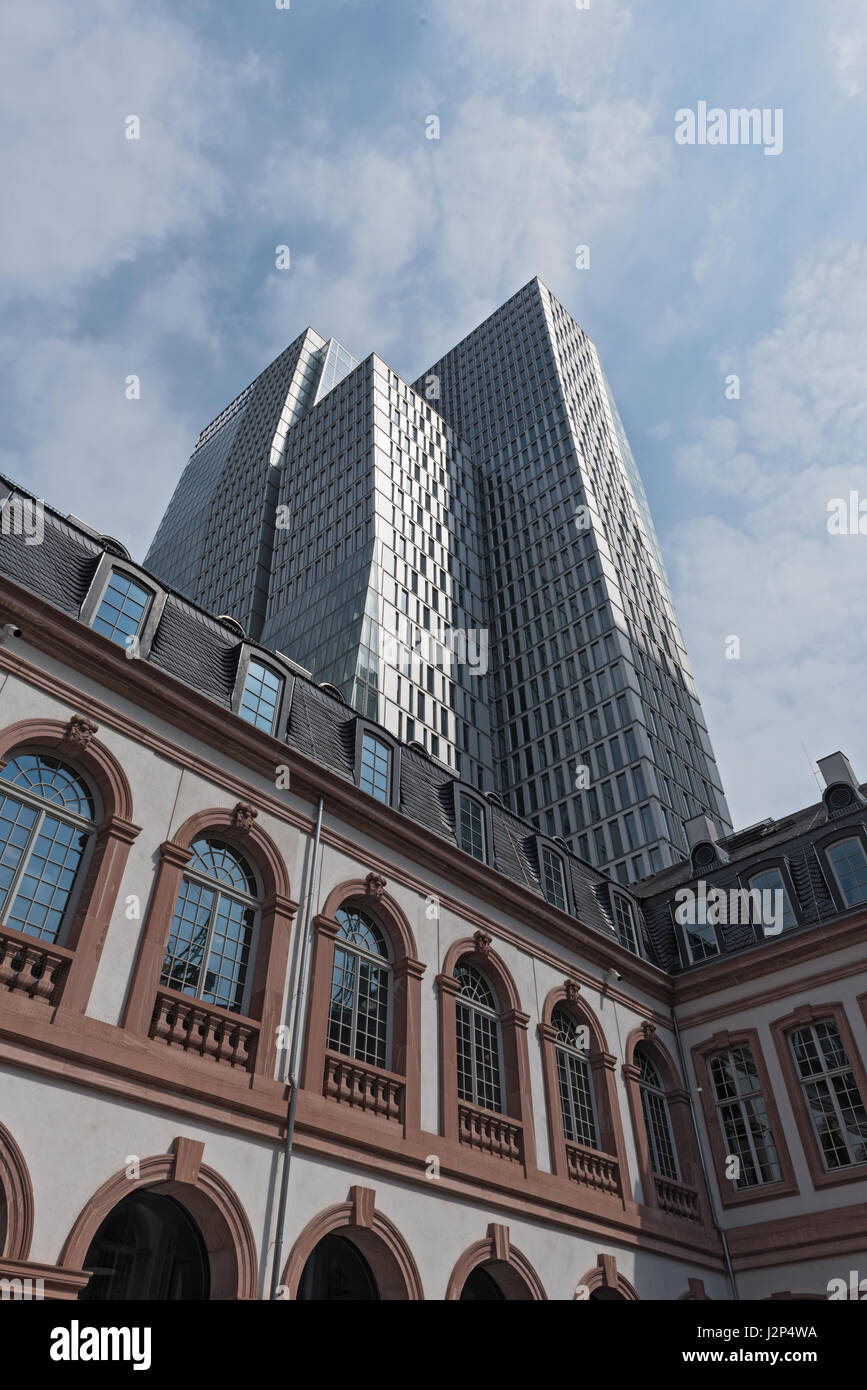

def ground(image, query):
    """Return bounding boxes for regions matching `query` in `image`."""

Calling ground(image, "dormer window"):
[681,919,719,964]
[540,844,567,911]
[612,891,640,954]
[676,885,721,964]
[458,793,485,861]
[359,732,391,803]
[826,836,867,907]
[352,725,399,808]
[92,570,152,650]
[239,660,283,735]
[747,868,796,932]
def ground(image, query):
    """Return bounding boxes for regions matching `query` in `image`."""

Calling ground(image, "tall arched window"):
[455,962,502,1112]
[328,905,391,1068]
[552,1006,599,1148]
[636,1047,679,1180]
[0,752,95,943]
[161,838,259,1014]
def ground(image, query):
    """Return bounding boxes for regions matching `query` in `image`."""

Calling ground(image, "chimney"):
[685,813,720,850]
[817,752,860,792]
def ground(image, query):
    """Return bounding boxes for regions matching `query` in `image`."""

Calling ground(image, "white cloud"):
[667,242,867,824]
[0,331,196,559]
[253,89,669,367]
[828,0,867,96]
[436,0,634,98]
[691,185,747,285]
[129,260,223,357]
[0,0,246,305]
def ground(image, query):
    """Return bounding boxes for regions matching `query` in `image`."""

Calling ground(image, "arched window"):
[460,1266,506,1301]
[79,1191,209,1301]
[552,1006,599,1148]
[161,837,259,1014]
[298,1234,379,1301]
[0,752,95,943]
[455,962,502,1112]
[636,1047,679,1179]
[327,905,391,1068]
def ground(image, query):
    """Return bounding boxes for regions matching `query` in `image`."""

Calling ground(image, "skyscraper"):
[146,277,730,880]
[417,278,732,879]
[146,333,492,784]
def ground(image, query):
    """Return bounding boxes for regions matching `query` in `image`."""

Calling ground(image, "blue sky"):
[1,0,866,826]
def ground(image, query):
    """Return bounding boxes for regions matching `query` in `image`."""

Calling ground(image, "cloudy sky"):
[1,0,865,828]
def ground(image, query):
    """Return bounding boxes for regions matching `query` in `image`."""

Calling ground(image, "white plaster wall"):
[1,1063,729,1300]
[2,645,865,1300]
[278,1151,731,1301]
[2,1066,278,1294]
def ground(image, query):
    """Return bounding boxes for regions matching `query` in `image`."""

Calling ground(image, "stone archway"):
[576,1253,640,1301]
[280,1186,423,1300]
[445,1224,546,1300]
[59,1138,258,1300]
[0,1119,34,1260]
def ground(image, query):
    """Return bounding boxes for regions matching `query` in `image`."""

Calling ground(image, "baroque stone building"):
[0,480,864,1302]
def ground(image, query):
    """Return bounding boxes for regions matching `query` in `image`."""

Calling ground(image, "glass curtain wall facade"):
[145,328,357,639]
[146,343,490,782]
[146,277,729,880]
[416,277,731,880]
[260,355,491,781]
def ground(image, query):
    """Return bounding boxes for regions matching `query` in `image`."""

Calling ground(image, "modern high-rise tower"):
[416,279,732,880]
[145,277,731,882]
[146,328,493,785]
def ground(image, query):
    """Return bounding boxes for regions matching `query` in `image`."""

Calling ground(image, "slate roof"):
[632,787,867,972]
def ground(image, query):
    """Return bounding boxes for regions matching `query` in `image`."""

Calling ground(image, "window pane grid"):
[0,793,38,905]
[552,1006,598,1147]
[458,796,484,860]
[0,754,95,946]
[708,1045,782,1188]
[93,571,151,647]
[456,1001,502,1111]
[239,661,282,734]
[188,838,257,896]
[685,921,719,961]
[2,753,94,818]
[202,897,255,1012]
[748,869,796,930]
[327,946,389,1067]
[556,1047,597,1146]
[636,1048,679,1179]
[789,1021,867,1169]
[613,892,639,952]
[335,905,388,957]
[6,814,86,942]
[827,837,867,907]
[541,846,566,910]
[327,907,390,1067]
[161,879,215,998]
[161,838,259,1014]
[455,964,501,1112]
[359,733,390,803]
